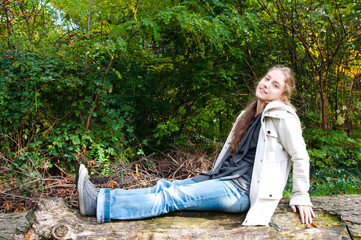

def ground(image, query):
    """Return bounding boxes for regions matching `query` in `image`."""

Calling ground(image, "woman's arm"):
[272,111,314,223]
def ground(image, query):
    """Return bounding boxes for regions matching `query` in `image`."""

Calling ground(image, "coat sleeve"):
[272,112,313,207]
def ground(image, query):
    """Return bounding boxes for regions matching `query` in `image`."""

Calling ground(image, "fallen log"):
[1,195,360,239]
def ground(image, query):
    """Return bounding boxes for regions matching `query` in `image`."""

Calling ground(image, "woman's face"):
[255,70,287,103]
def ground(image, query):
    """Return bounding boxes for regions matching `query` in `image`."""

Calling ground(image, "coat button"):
[269,194,272,197]
[267,130,271,134]
[260,159,263,162]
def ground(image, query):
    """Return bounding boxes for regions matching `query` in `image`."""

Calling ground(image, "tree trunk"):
[319,76,329,130]
[3,1,13,48]
[84,0,92,71]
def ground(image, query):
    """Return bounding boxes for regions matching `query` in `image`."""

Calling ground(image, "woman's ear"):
[279,95,286,101]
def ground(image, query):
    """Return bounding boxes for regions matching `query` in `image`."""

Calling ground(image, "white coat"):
[213,100,313,226]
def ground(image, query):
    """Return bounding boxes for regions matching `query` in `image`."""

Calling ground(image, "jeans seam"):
[104,189,111,222]
[142,187,242,218]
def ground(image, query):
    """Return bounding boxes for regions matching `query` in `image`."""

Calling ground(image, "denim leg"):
[97,179,249,222]
[106,178,196,196]
[97,178,196,222]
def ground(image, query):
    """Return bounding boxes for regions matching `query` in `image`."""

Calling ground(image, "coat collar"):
[262,101,297,119]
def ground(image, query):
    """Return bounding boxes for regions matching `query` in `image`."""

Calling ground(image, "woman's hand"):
[290,205,315,224]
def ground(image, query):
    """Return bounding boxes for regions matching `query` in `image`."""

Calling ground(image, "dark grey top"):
[192,113,262,195]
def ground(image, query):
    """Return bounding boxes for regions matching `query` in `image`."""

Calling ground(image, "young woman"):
[77,66,315,226]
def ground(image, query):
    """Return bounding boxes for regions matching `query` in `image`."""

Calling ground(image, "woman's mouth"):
[260,87,267,94]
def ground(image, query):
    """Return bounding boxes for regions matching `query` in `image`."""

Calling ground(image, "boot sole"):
[77,164,87,215]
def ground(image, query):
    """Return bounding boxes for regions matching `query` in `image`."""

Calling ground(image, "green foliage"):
[304,127,361,168]
[284,166,361,197]
[0,50,135,178]
[0,0,360,202]
[310,167,361,196]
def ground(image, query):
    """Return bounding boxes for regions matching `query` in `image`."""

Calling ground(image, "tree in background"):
[245,0,361,131]
[0,0,257,173]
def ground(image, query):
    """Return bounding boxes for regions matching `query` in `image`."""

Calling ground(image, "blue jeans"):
[96,178,250,223]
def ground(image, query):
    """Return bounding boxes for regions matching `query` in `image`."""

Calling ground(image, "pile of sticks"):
[0,148,217,213]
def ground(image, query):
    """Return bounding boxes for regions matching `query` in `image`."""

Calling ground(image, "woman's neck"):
[256,100,267,116]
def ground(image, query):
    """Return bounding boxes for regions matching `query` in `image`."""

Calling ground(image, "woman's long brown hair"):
[229,66,296,154]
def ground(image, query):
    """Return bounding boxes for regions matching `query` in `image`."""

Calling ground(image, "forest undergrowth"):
[0,146,217,214]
